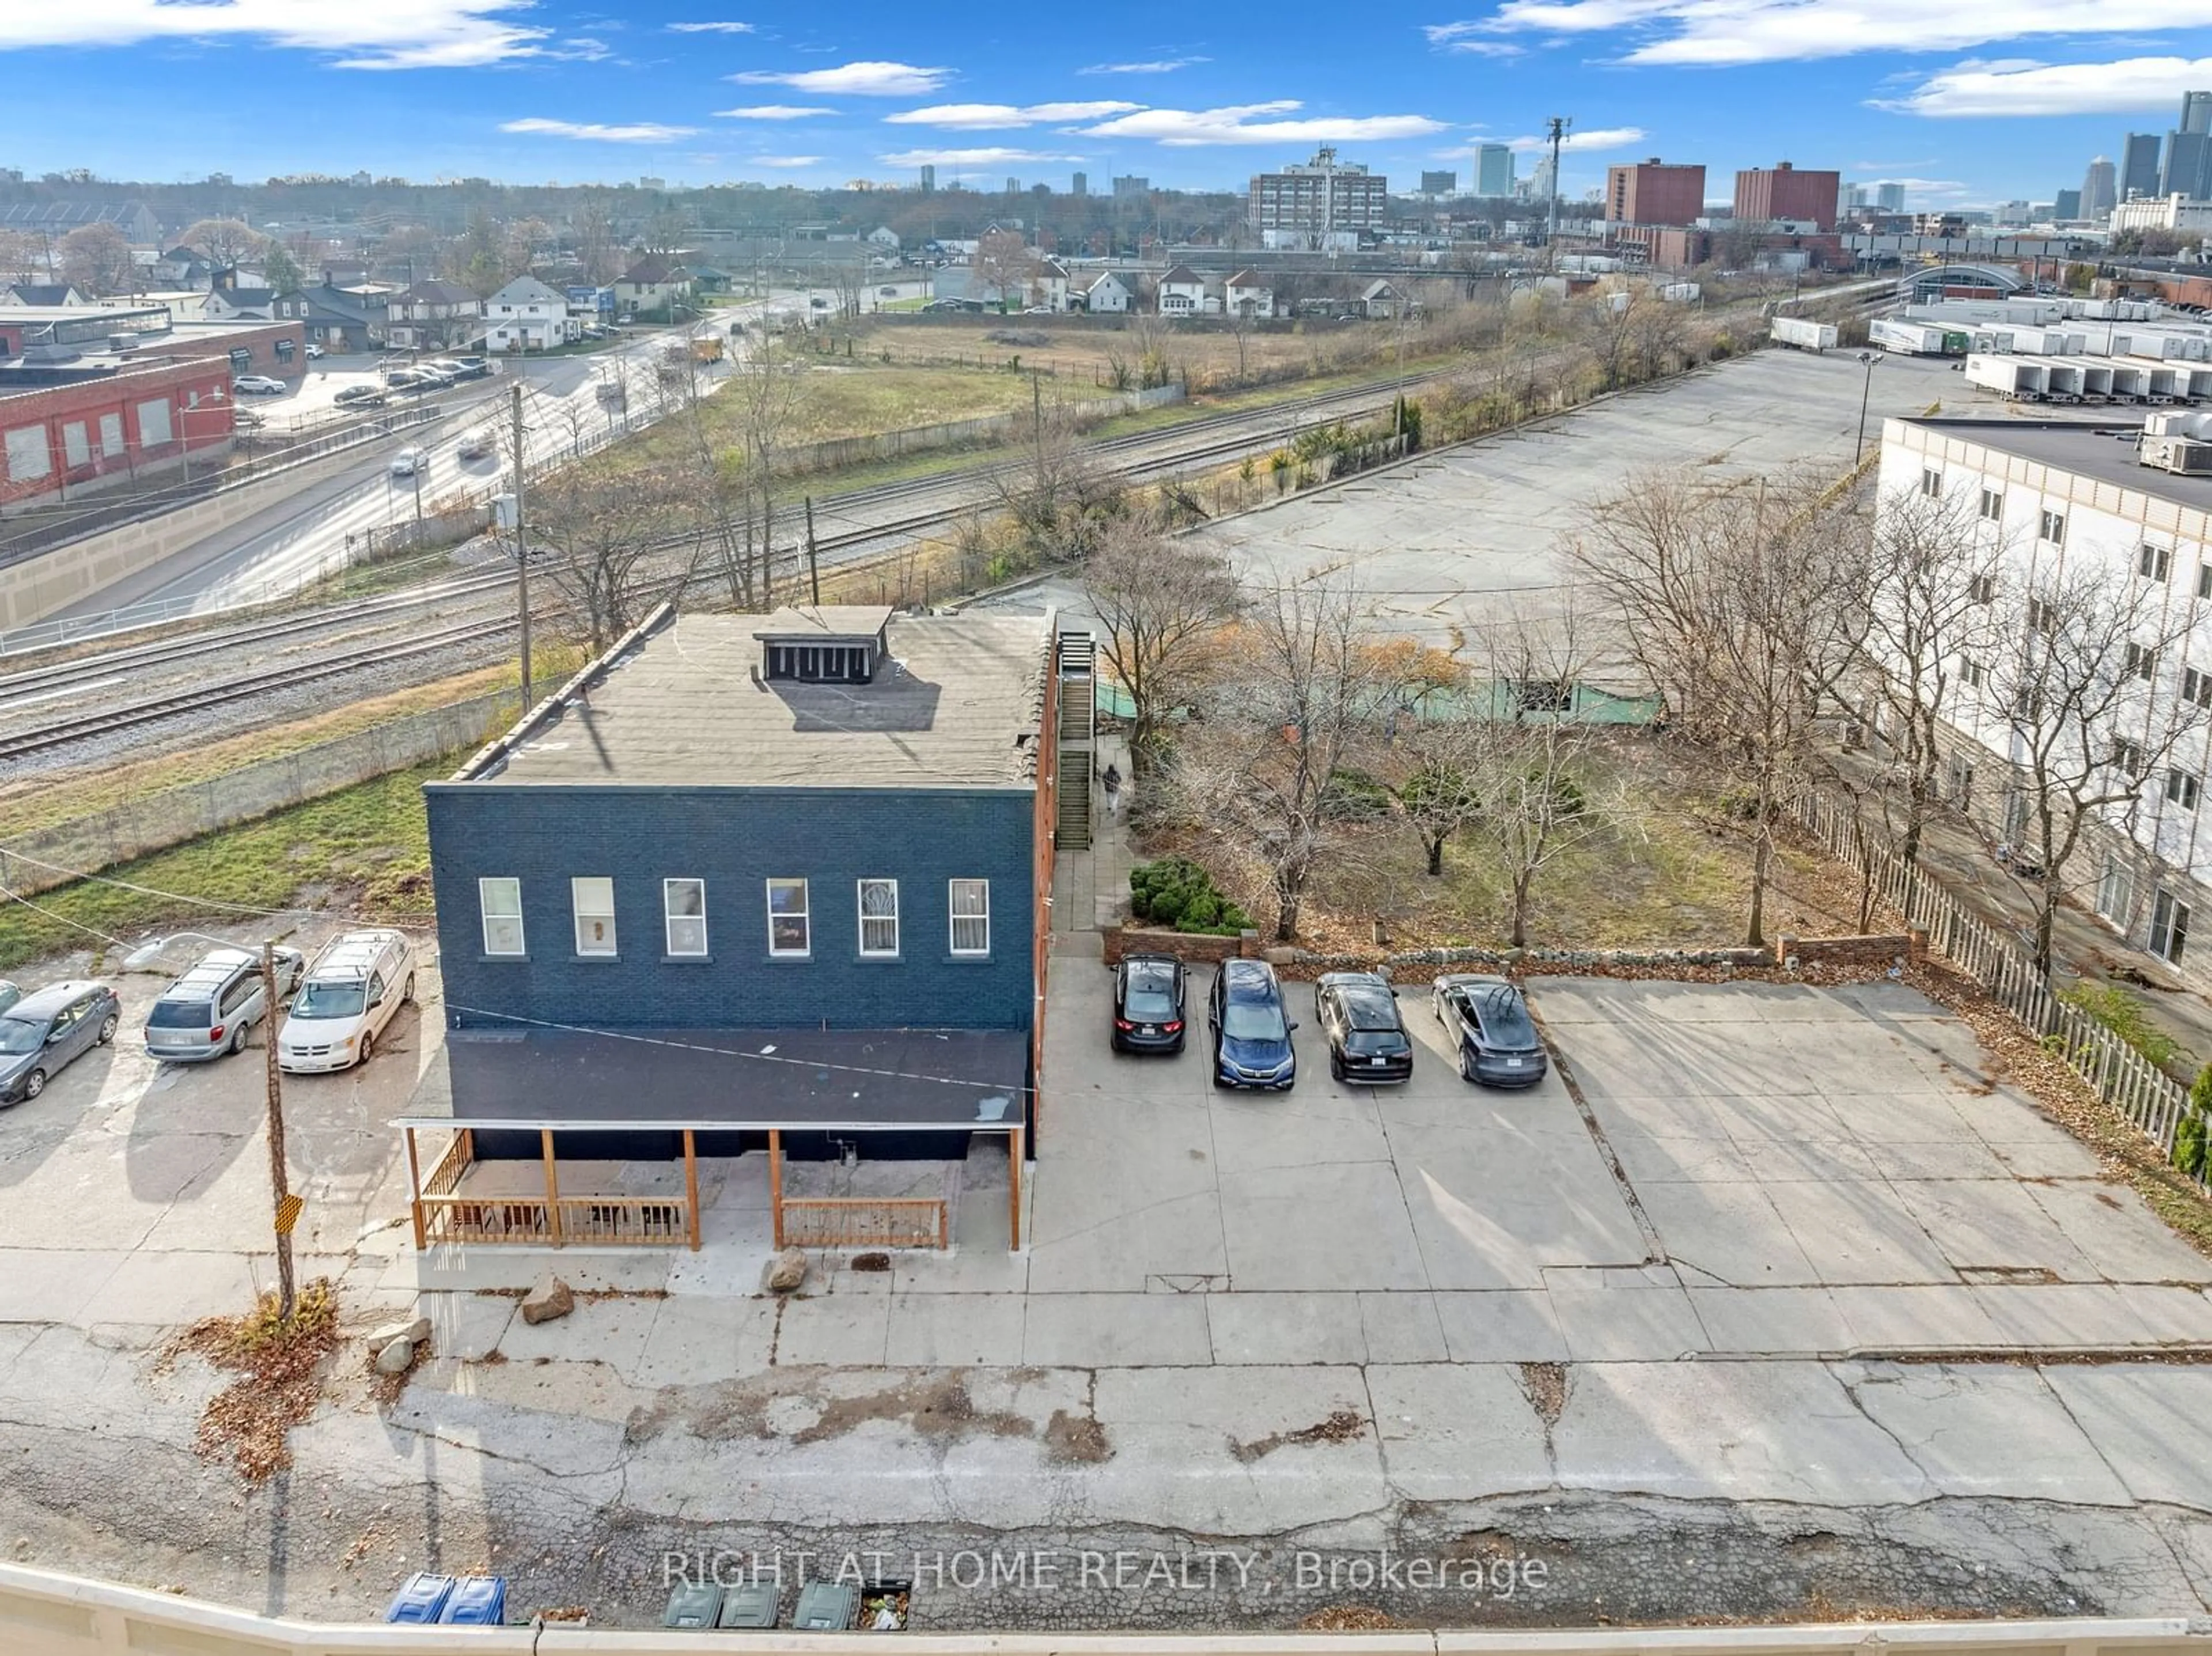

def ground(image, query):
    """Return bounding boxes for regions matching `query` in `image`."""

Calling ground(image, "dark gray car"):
[1431,973,1548,1088]
[0,981,122,1104]
[145,946,304,1063]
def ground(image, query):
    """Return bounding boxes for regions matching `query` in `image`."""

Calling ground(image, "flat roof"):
[453,607,1050,791]
[396,1024,1027,1133]
[751,603,893,641]
[1897,416,2212,513]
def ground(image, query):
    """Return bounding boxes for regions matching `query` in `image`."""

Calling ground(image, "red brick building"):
[1610,224,1847,272]
[1605,158,1707,226]
[0,356,234,514]
[1733,161,1842,232]
[0,306,306,382]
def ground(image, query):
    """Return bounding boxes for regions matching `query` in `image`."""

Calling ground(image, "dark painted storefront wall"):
[425,783,1036,1033]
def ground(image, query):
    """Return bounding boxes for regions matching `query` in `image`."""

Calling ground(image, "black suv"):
[1112,953,1187,1054]
[1315,971,1413,1083]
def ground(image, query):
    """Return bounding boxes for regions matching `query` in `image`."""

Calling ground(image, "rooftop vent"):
[751,604,893,685]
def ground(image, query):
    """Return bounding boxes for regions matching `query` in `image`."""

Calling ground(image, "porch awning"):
[395,1024,1028,1135]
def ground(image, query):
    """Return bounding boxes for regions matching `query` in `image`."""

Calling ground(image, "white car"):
[389,447,427,478]
[277,930,416,1074]
[232,374,286,395]
[304,343,324,359]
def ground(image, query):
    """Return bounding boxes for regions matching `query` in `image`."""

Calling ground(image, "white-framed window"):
[2113,738,2146,775]
[1920,467,1942,498]
[664,878,707,956]
[858,878,899,956]
[2168,770,2202,811]
[949,878,990,956]
[2039,507,2066,545]
[2186,667,2212,709]
[479,877,525,956]
[2152,888,2191,964]
[1979,487,2003,522]
[767,877,810,956]
[135,398,172,448]
[2141,543,2172,582]
[2097,855,2134,924]
[2027,596,2056,634]
[2126,642,2158,681]
[2200,562,2212,601]
[1968,573,1995,605]
[572,876,616,956]
[1957,655,1985,689]
[3,425,49,483]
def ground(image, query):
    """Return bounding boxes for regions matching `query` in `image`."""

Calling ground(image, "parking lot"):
[7,933,2212,1621]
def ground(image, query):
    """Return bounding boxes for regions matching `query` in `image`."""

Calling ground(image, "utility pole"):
[512,381,533,709]
[260,941,297,1321]
[804,495,821,605]
[1545,116,1571,272]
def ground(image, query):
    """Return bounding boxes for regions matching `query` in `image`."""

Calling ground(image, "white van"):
[278,930,416,1073]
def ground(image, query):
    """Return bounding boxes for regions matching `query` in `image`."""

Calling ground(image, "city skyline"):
[0,1,2209,208]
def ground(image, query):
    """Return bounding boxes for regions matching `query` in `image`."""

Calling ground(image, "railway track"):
[0,617,515,760]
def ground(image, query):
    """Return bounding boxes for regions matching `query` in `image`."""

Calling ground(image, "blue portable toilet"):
[384,1573,455,1623]
[441,1577,509,1624]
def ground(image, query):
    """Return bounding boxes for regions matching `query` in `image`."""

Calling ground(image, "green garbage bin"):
[717,1583,778,1629]
[792,1583,856,1631]
[663,1584,722,1630]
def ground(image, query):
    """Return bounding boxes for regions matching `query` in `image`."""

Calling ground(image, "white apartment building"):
[484,276,579,351]
[1876,414,2212,978]
[2109,194,2212,235]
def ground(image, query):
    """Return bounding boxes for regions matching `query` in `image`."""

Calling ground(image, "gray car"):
[1431,973,1548,1088]
[145,946,304,1063]
[0,981,122,1104]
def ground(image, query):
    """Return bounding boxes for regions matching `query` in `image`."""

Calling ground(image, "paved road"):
[50,321,746,622]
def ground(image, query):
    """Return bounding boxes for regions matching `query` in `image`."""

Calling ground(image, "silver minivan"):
[144,946,305,1063]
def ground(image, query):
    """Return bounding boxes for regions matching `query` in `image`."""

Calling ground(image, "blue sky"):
[0,1,2209,209]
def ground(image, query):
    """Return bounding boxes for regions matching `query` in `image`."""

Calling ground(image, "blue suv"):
[1207,960,1298,1091]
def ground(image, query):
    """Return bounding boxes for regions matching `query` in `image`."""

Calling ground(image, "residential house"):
[1361,279,1404,319]
[866,226,902,252]
[613,256,692,318]
[1069,271,1132,314]
[200,267,275,322]
[1224,270,1276,319]
[687,264,734,296]
[1156,264,1206,316]
[386,280,483,351]
[270,282,389,353]
[150,247,214,287]
[484,276,579,351]
[1027,259,1070,312]
[1,283,92,308]
[405,602,1071,1254]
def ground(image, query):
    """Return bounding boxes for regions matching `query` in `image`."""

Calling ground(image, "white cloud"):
[753,155,823,167]
[668,20,755,31]
[729,60,950,95]
[1877,54,2212,116]
[1443,39,1527,55]
[880,146,1089,168]
[1460,0,2212,65]
[501,118,699,143]
[0,0,552,69]
[1078,56,1208,73]
[1503,124,1646,153]
[1077,101,1446,146]
[885,100,1141,128]
[715,104,838,119]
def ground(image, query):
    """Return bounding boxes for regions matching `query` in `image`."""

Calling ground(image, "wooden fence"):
[776,1197,949,1250]
[1796,790,2202,1177]
[417,1193,690,1247]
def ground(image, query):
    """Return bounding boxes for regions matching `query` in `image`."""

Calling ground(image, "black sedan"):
[1315,971,1414,1083]
[1112,952,1187,1054]
[1432,974,1548,1088]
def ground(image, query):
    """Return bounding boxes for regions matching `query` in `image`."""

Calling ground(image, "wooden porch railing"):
[421,1128,474,1198]
[417,1193,689,1246]
[777,1196,949,1250]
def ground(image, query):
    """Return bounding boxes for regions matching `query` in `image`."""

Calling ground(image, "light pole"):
[1853,350,1880,465]
[123,933,298,1320]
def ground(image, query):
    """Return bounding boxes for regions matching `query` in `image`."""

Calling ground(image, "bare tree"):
[180,217,269,270]
[1391,716,1486,876]
[1082,510,1241,773]
[1167,574,1400,941]
[0,229,43,284]
[991,392,1125,564]
[1853,485,2008,867]
[1573,469,1866,946]
[971,230,1031,310]
[529,467,692,652]
[698,328,810,611]
[58,223,134,296]
[1465,607,1620,946]
[1980,562,2209,973]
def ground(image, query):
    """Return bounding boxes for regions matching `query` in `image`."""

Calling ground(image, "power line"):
[0,847,310,919]
[0,881,131,949]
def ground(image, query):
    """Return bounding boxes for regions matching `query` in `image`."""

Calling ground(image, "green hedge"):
[1129,857,1253,935]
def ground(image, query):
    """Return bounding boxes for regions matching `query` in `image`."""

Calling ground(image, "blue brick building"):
[400,603,1063,1234]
